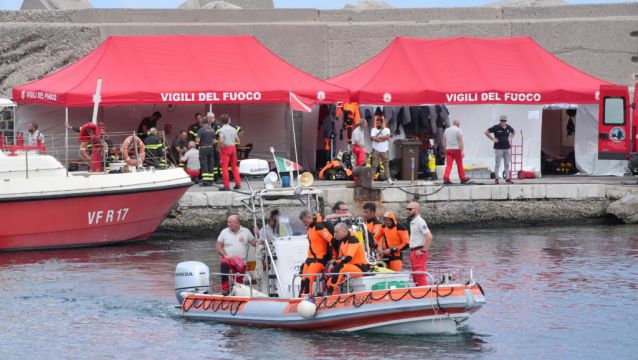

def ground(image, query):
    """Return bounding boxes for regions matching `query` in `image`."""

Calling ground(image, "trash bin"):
[394,139,421,180]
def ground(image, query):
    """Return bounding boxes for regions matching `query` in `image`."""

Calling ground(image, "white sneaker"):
[387,178,394,185]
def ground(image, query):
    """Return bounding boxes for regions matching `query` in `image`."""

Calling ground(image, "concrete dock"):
[160,176,638,233]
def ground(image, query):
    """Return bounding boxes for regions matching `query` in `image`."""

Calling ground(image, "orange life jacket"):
[374,212,409,259]
[337,236,367,266]
[366,217,382,237]
[306,220,333,261]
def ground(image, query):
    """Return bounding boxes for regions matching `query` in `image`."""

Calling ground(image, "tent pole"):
[65,107,69,177]
[289,104,301,186]
[91,78,102,125]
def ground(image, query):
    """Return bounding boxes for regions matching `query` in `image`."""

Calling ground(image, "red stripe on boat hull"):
[0,186,189,250]
[216,307,467,331]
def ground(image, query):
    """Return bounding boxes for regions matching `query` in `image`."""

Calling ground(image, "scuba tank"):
[427,149,436,173]
[352,225,364,245]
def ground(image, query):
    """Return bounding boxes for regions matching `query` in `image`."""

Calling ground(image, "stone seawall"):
[159,182,637,234]
[1,3,637,97]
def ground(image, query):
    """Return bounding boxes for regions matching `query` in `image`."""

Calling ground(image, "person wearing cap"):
[484,115,516,184]
[373,211,409,271]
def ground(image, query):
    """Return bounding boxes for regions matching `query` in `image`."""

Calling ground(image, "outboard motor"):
[174,261,210,303]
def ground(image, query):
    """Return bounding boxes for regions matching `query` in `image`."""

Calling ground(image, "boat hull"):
[0,184,190,250]
[180,284,485,335]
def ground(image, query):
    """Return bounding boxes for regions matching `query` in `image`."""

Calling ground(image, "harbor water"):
[1,225,637,359]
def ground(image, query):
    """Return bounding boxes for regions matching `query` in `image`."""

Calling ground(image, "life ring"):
[79,142,92,161]
[78,122,101,144]
[121,136,145,166]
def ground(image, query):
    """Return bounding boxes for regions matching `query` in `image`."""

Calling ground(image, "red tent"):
[13,35,348,107]
[327,36,610,105]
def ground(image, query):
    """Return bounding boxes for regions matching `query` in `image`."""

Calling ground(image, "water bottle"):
[278,215,293,237]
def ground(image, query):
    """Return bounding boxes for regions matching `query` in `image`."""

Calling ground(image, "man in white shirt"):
[217,114,241,191]
[442,119,470,184]
[370,116,393,184]
[216,215,256,295]
[351,119,367,168]
[26,123,44,146]
[406,202,432,286]
[180,141,200,182]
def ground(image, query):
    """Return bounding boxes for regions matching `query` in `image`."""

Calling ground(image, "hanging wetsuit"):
[300,215,334,296]
[337,102,360,144]
[321,108,336,162]
[373,212,409,272]
[326,234,368,295]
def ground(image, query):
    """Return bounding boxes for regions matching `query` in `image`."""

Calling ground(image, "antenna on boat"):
[269,147,283,187]
[91,78,103,125]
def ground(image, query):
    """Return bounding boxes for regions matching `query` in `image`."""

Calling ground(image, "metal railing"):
[0,130,175,177]
[208,272,254,298]
[292,271,441,298]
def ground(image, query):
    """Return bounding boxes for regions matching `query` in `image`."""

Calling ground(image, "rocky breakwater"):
[606,184,638,224]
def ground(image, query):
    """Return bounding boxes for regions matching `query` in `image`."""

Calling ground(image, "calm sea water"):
[1,225,637,359]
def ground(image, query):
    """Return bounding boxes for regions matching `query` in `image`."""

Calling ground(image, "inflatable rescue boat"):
[174,160,485,334]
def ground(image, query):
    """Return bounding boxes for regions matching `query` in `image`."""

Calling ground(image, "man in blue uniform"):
[484,115,516,184]
[196,113,217,186]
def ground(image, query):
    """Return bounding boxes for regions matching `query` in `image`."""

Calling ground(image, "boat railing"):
[208,272,254,297]
[291,271,439,297]
[1,130,176,176]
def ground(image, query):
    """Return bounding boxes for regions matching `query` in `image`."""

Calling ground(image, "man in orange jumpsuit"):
[373,212,409,271]
[363,202,382,251]
[327,223,369,295]
[299,210,333,296]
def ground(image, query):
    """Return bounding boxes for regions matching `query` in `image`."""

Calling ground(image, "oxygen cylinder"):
[353,225,364,245]
[427,150,436,173]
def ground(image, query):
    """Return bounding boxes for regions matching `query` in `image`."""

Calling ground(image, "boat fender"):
[464,289,476,310]
[298,298,317,319]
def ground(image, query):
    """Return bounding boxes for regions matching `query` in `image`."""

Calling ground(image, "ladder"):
[509,130,523,180]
